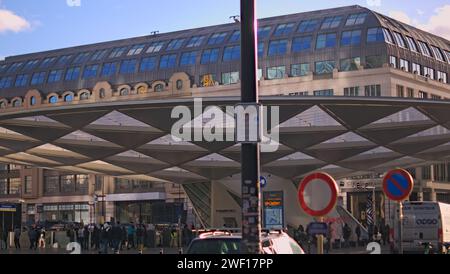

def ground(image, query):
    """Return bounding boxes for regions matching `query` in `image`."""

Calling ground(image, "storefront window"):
[44,176,59,194]
[76,175,89,193]
[0,179,7,195]
[25,176,32,194]
[9,178,21,195]
[61,175,76,193]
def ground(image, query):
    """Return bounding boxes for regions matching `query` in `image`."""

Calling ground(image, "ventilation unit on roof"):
[230,15,240,23]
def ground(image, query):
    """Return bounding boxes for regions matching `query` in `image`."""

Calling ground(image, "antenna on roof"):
[230,15,240,23]
[150,31,159,36]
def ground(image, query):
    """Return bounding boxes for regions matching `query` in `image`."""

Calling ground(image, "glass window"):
[57,55,72,65]
[72,52,91,64]
[340,57,361,71]
[0,101,6,108]
[0,64,8,73]
[316,33,337,49]
[146,41,165,53]
[345,13,367,26]
[365,85,381,97]
[208,32,228,45]
[405,36,418,52]
[82,64,99,79]
[321,16,343,29]
[24,176,32,194]
[31,72,46,85]
[76,175,89,192]
[40,57,57,68]
[119,59,137,74]
[61,175,75,193]
[258,42,264,57]
[159,54,177,68]
[267,66,286,80]
[176,80,183,90]
[341,30,361,46]
[180,51,198,66]
[101,62,118,76]
[268,40,288,56]
[344,86,360,96]
[445,50,450,64]
[80,92,90,100]
[15,74,29,87]
[431,46,445,61]
[12,99,22,107]
[49,96,58,104]
[30,96,36,106]
[389,56,397,68]
[393,32,407,48]
[9,178,21,195]
[186,36,205,48]
[167,39,185,50]
[0,76,13,89]
[397,85,405,97]
[44,176,59,194]
[314,89,334,96]
[418,91,428,99]
[154,84,164,92]
[412,63,422,75]
[65,67,81,81]
[367,28,385,43]
[200,74,216,87]
[127,44,146,56]
[292,36,312,53]
[223,46,241,61]
[437,71,448,83]
[274,23,295,36]
[407,88,415,98]
[297,19,320,33]
[48,70,63,83]
[64,94,73,102]
[7,62,23,73]
[365,55,384,69]
[140,57,157,72]
[109,47,127,58]
[222,71,239,85]
[418,41,432,57]
[399,59,410,72]
[423,66,434,79]
[291,63,310,77]
[90,49,109,61]
[201,48,219,64]
[258,26,272,39]
[383,28,394,44]
[315,60,336,74]
[23,60,40,71]
[0,179,7,195]
[229,31,241,42]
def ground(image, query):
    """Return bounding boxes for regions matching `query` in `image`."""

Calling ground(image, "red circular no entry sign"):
[298,172,339,217]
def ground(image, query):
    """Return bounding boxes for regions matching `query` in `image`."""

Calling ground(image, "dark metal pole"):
[240,0,262,254]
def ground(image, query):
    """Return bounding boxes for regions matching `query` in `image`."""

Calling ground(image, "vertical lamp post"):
[240,0,262,254]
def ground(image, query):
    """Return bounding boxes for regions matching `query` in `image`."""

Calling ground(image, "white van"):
[401,202,450,253]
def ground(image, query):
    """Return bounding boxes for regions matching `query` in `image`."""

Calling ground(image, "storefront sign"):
[0,204,16,212]
[263,191,284,229]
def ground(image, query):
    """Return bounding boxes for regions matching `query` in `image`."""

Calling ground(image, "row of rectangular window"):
[389,55,448,83]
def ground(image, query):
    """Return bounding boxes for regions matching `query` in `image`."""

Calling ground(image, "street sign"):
[260,176,267,188]
[307,222,328,236]
[298,172,339,217]
[382,169,414,202]
[0,204,16,212]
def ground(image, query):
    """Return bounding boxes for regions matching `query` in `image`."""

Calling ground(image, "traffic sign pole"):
[398,201,403,254]
[317,217,324,255]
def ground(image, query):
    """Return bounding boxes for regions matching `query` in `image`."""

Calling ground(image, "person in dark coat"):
[112,222,123,254]
[28,227,38,250]
[0,227,8,250]
[355,225,362,246]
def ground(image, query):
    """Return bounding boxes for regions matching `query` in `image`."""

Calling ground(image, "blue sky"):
[0,0,449,59]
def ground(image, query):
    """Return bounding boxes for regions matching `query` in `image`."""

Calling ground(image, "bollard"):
[159,248,164,254]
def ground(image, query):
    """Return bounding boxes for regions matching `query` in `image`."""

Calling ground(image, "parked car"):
[186,229,305,254]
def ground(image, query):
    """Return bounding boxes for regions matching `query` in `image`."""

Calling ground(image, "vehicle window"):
[289,238,305,254]
[187,239,241,254]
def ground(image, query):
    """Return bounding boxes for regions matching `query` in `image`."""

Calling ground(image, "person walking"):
[112,222,123,254]
[0,227,7,250]
[343,223,351,248]
[28,227,37,250]
[136,224,145,254]
[13,227,21,249]
[38,228,46,249]
[325,222,333,254]
[99,223,110,254]
[83,225,90,250]
[127,223,136,250]
[355,225,361,247]
[77,226,85,250]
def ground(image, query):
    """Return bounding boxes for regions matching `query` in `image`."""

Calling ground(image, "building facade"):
[0,5,449,229]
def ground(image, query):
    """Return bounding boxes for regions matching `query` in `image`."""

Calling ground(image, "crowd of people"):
[0,222,197,254]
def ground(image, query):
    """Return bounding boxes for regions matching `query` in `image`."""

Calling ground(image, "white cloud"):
[0,8,31,33]
[389,11,412,25]
[418,5,450,40]
[366,0,382,7]
[416,9,425,16]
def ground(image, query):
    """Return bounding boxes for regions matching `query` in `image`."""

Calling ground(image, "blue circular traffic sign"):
[382,169,414,202]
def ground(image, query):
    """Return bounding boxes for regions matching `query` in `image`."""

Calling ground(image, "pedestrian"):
[38,228,46,248]
[343,223,351,248]
[99,223,110,254]
[0,227,7,250]
[170,227,178,248]
[136,224,145,254]
[28,226,37,250]
[325,222,333,254]
[77,226,85,250]
[112,222,122,254]
[13,226,21,249]
[127,223,136,250]
[355,225,361,247]
[83,225,90,250]
[67,226,75,243]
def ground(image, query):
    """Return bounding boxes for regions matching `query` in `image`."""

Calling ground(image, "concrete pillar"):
[430,189,437,202]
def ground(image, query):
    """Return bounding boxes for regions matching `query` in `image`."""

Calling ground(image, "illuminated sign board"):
[263,191,284,229]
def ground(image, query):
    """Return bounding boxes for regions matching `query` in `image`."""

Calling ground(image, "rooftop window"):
[208,32,228,45]
[109,47,128,58]
[223,45,241,61]
[367,27,393,44]
[140,57,157,72]
[431,45,445,62]
[341,30,361,46]
[119,59,137,74]
[297,19,320,33]
[268,40,288,56]
[57,55,72,65]
[72,52,91,64]
[23,60,40,71]
[405,36,418,52]
[6,62,23,73]
[101,62,118,76]
[0,76,13,89]
[82,64,99,79]
[146,41,165,53]
[65,67,81,81]
[91,49,109,61]
[180,51,198,66]
[31,72,46,85]
[167,39,185,50]
[345,13,367,26]
[14,74,29,87]
[258,26,272,39]
[40,57,57,68]
[48,70,64,83]
[229,31,241,42]
[201,48,219,64]
[418,41,432,57]
[159,54,177,68]
[316,33,337,49]
[127,44,146,56]
[321,16,343,30]
[274,23,295,36]
[186,36,206,48]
